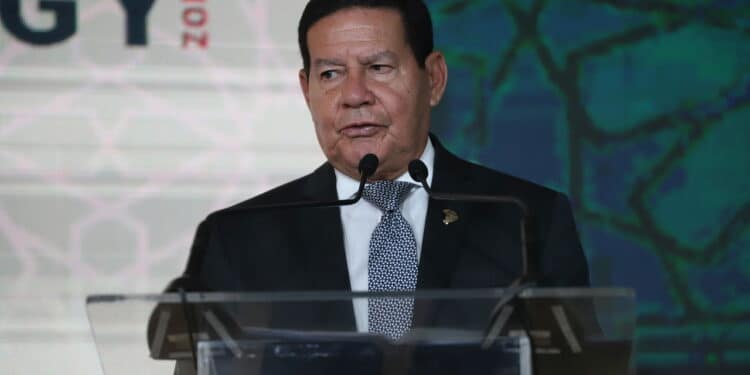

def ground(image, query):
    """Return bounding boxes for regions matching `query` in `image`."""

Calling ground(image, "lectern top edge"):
[85,287,635,306]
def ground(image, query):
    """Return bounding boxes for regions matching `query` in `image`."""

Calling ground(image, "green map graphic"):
[427,0,750,372]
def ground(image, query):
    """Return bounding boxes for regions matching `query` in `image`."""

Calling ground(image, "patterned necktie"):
[363,180,419,340]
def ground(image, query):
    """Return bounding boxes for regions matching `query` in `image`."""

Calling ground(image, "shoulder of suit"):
[205,162,332,220]
[436,142,562,200]
[469,159,557,196]
[444,155,573,224]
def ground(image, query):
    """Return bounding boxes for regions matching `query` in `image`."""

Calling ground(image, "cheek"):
[383,91,420,135]
[309,96,337,130]
[376,84,407,115]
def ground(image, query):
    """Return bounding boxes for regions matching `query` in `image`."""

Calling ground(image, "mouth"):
[339,122,386,138]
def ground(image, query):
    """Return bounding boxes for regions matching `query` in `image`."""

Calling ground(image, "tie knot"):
[363,180,417,212]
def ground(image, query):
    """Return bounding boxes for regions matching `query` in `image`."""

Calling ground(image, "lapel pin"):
[442,209,459,225]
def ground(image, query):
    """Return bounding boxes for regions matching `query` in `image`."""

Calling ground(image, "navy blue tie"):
[363,180,418,340]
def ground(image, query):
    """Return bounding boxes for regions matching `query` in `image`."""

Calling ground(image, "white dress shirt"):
[335,139,435,332]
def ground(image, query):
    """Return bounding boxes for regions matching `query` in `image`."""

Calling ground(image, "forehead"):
[306,7,407,56]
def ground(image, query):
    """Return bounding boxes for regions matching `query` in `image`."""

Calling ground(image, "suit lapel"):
[418,136,525,290]
[283,163,356,330]
[294,163,352,291]
[417,137,471,289]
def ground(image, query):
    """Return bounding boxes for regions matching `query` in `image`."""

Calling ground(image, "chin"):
[347,140,384,159]
[345,150,376,168]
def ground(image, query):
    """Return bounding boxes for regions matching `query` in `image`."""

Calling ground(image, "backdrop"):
[0,0,747,373]
[427,1,749,373]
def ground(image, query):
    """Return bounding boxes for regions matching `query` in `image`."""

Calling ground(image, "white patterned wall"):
[0,1,317,373]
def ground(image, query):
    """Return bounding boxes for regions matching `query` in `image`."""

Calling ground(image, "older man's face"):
[299,7,447,180]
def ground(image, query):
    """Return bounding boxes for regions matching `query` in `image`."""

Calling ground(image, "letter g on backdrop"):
[0,0,156,46]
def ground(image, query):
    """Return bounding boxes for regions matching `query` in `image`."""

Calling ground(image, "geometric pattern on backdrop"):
[427,0,750,372]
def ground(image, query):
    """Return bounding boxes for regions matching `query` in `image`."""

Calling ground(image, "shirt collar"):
[335,138,435,200]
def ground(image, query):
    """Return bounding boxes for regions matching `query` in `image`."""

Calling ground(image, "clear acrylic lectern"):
[86,288,635,374]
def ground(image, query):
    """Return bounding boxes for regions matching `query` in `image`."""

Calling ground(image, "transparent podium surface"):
[86,288,635,375]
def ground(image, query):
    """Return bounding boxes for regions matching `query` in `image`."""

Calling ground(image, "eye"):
[370,64,393,74]
[320,70,340,80]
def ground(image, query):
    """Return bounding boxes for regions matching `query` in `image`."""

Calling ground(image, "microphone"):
[223,153,379,213]
[408,159,537,284]
[175,153,379,286]
[179,153,379,280]
[173,154,378,289]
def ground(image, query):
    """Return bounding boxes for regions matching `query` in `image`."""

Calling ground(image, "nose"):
[341,71,374,108]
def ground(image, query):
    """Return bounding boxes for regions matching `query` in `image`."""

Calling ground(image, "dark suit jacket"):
[172,136,588,331]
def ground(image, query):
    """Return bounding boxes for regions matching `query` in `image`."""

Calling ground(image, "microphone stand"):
[220,154,378,214]
[407,160,537,285]
[165,154,380,374]
[407,160,538,363]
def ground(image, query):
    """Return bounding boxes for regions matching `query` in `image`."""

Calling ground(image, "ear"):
[298,68,311,107]
[425,51,448,107]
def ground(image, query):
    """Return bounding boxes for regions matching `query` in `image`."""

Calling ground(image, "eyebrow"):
[358,51,398,64]
[312,58,346,68]
[311,51,398,69]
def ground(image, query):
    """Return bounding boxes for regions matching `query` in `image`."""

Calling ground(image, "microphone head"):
[358,154,379,178]
[408,159,429,183]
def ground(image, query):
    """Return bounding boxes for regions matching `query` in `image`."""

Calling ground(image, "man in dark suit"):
[183,136,588,289]
[168,0,588,332]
